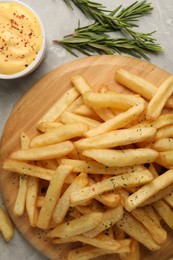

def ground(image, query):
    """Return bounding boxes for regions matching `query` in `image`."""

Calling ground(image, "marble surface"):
[0,0,173,259]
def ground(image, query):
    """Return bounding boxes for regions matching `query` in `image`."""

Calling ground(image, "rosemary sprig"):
[56,0,163,59]
[54,27,162,60]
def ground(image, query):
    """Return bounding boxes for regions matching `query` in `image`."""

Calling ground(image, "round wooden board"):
[0,55,173,260]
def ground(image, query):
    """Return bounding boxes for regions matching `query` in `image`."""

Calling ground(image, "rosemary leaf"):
[58,0,163,60]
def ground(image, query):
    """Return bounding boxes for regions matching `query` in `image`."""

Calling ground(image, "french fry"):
[116,211,160,251]
[71,75,120,121]
[13,175,28,216]
[66,96,83,112]
[153,114,173,129]
[131,207,167,245]
[153,138,173,151]
[125,169,173,211]
[60,111,101,129]
[85,99,145,137]
[48,211,103,238]
[164,191,173,207]
[30,123,88,147]
[53,172,89,224]
[37,87,80,126]
[53,233,122,252]
[146,76,173,120]
[0,207,14,241]
[73,104,102,121]
[141,184,173,206]
[36,165,73,229]
[82,148,158,167]
[95,192,120,208]
[71,75,92,94]
[3,159,54,180]
[67,244,123,260]
[13,132,29,216]
[70,170,153,206]
[153,199,173,229]
[36,159,58,170]
[84,204,123,238]
[59,158,148,176]
[75,127,156,149]
[37,122,63,133]
[117,188,165,244]
[144,205,162,227]
[26,176,39,227]
[155,125,173,140]
[156,151,173,167]
[83,91,144,110]
[10,141,74,161]
[115,68,173,108]
[120,239,140,260]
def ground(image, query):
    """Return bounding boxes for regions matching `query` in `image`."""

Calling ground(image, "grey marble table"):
[0,0,173,259]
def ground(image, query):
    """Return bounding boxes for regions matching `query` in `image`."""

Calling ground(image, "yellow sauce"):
[0,2,42,75]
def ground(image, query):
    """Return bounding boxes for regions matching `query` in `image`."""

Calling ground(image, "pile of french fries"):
[2,67,173,260]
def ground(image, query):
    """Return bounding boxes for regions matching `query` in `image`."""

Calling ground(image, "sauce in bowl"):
[0,2,43,75]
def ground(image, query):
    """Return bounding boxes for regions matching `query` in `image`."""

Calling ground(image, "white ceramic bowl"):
[0,0,46,79]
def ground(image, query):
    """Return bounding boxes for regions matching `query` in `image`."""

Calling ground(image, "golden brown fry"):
[164,191,173,208]
[115,68,173,108]
[85,99,145,137]
[153,114,173,129]
[36,165,73,229]
[13,175,28,216]
[84,204,123,238]
[13,132,29,216]
[82,148,158,167]
[95,192,120,208]
[73,104,102,121]
[66,95,83,112]
[119,239,140,260]
[83,91,143,110]
[53,172,89,224]
[67,244,124,260]
[59,158,148,175]
[141,184,173,206]
[70,170,153,206]
[54,234,132,254]
[30,123,88,147]
[153,199,173,229]
[153,138,173,151]
[3,159,54,180]
[131,207,167,245]
[37,87,80,126]
[146,76,173,120]
[48,212,103,238]
[71,75,92,94]
[10,141,74,161]
[0,207,14,241]
[155,125,173,140]
[156,151,173,167]
[75,127,156,149]
[61,111,101,129]
[26,176,39,227]
[116,211,160,251]
[37,122,63,133]
[125,169,173,211]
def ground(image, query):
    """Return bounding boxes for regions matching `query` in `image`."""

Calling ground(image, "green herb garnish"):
[54,0,163,60]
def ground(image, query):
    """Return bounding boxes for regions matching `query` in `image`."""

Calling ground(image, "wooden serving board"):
[0,55,173,260]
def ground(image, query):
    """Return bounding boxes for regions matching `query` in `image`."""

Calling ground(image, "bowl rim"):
[0,0,46,79]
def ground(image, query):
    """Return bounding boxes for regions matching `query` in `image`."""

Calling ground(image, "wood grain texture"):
[0,55,172,260]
